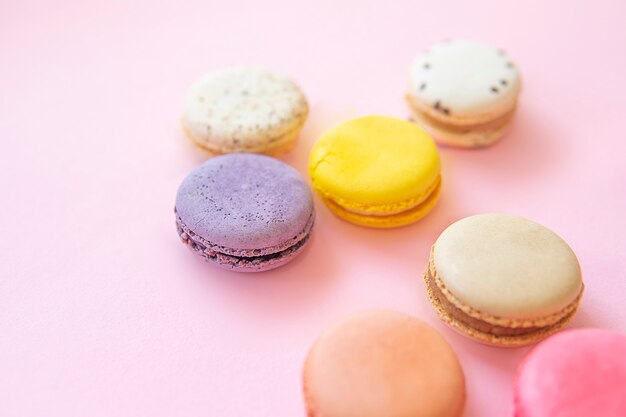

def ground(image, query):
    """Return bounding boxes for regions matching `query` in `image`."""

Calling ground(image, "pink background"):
[1,0,625,416]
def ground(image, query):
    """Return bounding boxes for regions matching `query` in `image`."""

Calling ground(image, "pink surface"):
[514,329,626,417]
[1,1,625,416]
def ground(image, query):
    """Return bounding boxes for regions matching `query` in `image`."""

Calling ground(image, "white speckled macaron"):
[406,40,522,148]
[182,66,308,156]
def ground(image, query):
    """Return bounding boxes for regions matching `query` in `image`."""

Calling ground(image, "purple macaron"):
[175,153,315,272]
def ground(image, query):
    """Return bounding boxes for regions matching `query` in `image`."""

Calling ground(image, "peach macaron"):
[303,310,465,417]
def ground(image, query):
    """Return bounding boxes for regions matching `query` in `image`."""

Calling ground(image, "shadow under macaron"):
[438,104,564,186]
[181,223,339,317]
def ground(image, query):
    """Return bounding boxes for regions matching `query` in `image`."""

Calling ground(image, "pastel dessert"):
[406,39,522,148]
[424,214,584,347]
[175,153,314,272]
[182,66,308,156]
[303,310,465,417]
[308,115,441,228]
[514,329,626,417]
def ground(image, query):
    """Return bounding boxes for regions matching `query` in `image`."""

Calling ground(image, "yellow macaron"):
[309,115,441,228]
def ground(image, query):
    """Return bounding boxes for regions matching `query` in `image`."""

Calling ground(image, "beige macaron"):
[424,214,584,347]
[406,40,522,148]
[182,66,308,156]
[303,310,465,417]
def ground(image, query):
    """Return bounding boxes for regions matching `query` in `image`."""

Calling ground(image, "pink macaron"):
[514,328,626,417]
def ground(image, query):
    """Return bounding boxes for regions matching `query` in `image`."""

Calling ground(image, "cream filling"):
[328,177,441,217]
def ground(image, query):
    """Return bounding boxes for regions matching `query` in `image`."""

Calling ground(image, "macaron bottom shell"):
[423,252,583,347]
[176,213,314,272]
[406,96,516,148]
[182,119,301,157]
[321,180,441,228]
[408,107,515,148]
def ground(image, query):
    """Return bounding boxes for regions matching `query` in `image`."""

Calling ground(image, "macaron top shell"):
[515,329,626,417]
[176,153,313,251]
[433,214,582,320]
[408,40,521,122]
[309,115,441,211]
[183,66,308,150]
[304,310,465,417]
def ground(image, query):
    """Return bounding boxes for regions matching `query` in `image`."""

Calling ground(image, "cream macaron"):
[182,66,308,156]
[406,40,522,148]
[424,214,584,347]
[303,310,465,417]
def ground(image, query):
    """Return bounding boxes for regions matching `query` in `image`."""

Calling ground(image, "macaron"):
[406,39,522,148]
[514,329,626,417]
[303,310,465,417]
[175,153,314,272]
[424,214,584,347]
[308,115,441,228]
[182,66,308,156]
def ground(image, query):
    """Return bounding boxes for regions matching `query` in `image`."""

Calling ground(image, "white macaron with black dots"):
[406,40,522,148]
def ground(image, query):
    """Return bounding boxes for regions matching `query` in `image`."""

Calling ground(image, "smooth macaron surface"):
[309,115,441,226]
[433,214,582,320]
[515,329,626,417]
[425,213,584,346]
[303,310,465,417]
[182,66,308,155]
[175,153,314,271]
[408,39,521,123]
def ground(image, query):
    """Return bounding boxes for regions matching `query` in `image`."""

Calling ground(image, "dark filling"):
[176,221,311,267]
[426,268,575,337]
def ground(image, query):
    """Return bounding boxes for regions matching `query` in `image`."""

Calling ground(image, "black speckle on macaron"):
[433,101,451,115]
